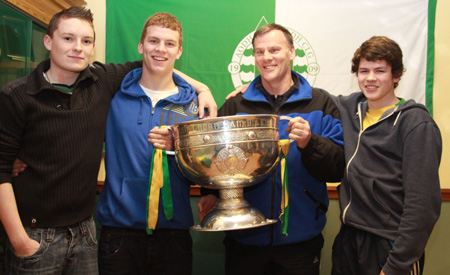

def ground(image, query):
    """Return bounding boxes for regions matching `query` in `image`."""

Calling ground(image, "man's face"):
[138,25,182,76]
[253,30,295,87]
[44,18,95,75]
[358,58,400,109]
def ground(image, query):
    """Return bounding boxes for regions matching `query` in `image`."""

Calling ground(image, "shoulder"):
[1,75,30,96]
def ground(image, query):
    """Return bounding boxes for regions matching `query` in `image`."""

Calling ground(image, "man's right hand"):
[225,83,250,100]
[13,238,40,257]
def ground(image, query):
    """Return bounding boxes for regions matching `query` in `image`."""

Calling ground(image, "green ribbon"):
[279,139,290,236]
[280,153,289,236]
[146,127,173,235]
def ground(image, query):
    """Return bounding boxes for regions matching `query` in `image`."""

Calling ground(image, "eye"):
[255,50,264,56]
[167,42,176,47]
[63,36,72,41]
[149,39,158,44]
[83,39,93,45]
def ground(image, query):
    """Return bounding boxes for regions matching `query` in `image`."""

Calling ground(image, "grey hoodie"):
[334,92,442,275]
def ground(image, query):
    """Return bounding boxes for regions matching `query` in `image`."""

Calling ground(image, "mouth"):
[263,65,276,70]
[69,56,85,60]
[365,85,378,91]
[152,56,167,61]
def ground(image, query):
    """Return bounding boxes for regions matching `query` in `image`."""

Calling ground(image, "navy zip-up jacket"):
[219,71,344,246]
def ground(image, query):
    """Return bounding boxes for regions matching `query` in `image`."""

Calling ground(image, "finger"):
[207,105,217,118]
[198,106,205,119]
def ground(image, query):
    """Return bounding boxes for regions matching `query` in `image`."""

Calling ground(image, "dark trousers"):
[98,226,192,275]
[224,234,323,275]
[332,225,425,275]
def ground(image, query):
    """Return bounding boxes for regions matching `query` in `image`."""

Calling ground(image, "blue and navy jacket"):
[218,71,344,246]
[97,68,199,230]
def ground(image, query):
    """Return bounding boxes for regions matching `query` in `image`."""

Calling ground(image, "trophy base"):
[191,206,278,232]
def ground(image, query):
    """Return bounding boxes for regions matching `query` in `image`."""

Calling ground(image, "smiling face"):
[44,17,95,78]
[357,58,400,109]
[253,29,295,94]
[138,25,182,76]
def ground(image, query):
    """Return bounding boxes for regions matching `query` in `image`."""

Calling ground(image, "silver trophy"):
[171,114,281,231]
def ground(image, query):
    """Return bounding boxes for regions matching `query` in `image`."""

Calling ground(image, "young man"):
[0,7,215,274]
[96,13,199,275]
[331,36,442,275]
[213,23,345,275]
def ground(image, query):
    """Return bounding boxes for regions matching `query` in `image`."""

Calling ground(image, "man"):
[0,7,215,274]
[212,23,345,275]
[96,13,199,275]
[331,36,442,275]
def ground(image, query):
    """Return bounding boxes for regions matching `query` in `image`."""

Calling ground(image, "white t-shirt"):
[140,84,179,109]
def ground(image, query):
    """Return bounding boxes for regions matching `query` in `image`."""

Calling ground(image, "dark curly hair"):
[351,36,404,88]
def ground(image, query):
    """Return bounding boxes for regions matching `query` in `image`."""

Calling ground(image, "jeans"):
[98,226,192,275]
[5,216,98,275]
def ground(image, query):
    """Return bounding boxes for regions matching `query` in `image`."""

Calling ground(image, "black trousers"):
[224,234,323,275]
[98,226,192,275]
[332,225,425,275]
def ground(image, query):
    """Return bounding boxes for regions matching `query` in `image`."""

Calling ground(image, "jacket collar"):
[26,59,96,95]
[242,71,312,103]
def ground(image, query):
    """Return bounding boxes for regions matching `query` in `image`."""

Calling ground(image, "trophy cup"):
[170,114,281,231]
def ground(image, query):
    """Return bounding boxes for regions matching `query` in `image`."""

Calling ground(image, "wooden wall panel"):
[4,0,87,25]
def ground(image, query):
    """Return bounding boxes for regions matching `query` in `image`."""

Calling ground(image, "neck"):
[368,95,399,110]
[140,68,176,91]
[45,68,79,86]
[262,78,294,97]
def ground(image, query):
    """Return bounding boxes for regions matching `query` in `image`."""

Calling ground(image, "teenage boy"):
[96,13,199,275]
[210,23,344,275]
[331,36,442,275]
[0,7,215,274]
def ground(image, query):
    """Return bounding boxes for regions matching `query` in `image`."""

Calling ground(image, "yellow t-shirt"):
[363,104,396,129]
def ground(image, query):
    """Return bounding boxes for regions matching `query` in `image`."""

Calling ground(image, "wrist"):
[196,87,211,95]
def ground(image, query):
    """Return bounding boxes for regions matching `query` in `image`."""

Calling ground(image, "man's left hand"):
[11,158,27,177]
[286,117,311,149]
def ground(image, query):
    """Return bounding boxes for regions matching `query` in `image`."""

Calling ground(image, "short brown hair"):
[252,23,293,49]
[351,36,404,88]
[47,7,95,40]
[140,13,183,46]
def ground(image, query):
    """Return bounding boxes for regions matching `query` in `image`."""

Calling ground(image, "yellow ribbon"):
[147,126,173,234]
[279,139,290,235]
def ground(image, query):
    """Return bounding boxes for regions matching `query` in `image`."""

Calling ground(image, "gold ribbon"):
[279,139,291,235]
[146,126,173,234]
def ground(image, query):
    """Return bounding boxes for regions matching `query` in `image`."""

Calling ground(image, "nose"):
[156,42,166,52]
[367,71,376,81]
[263,50,273,60]
[73,39,82,51]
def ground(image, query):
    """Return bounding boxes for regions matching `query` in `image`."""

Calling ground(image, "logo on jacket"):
[161,99,199,125]
[228,16,320,89]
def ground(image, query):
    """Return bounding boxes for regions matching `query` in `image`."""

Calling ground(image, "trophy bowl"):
[171,114,281,231]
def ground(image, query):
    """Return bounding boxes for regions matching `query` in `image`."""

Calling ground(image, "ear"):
[90,42,96,57]
[44,35,52,51]
[176,46,183,60]
[138,42,144,55]
[289,45,295,61]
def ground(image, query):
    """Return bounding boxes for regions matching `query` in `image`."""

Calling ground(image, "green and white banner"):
[106,0,436,112]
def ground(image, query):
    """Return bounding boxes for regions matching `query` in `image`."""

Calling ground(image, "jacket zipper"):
[342,103,400,224]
